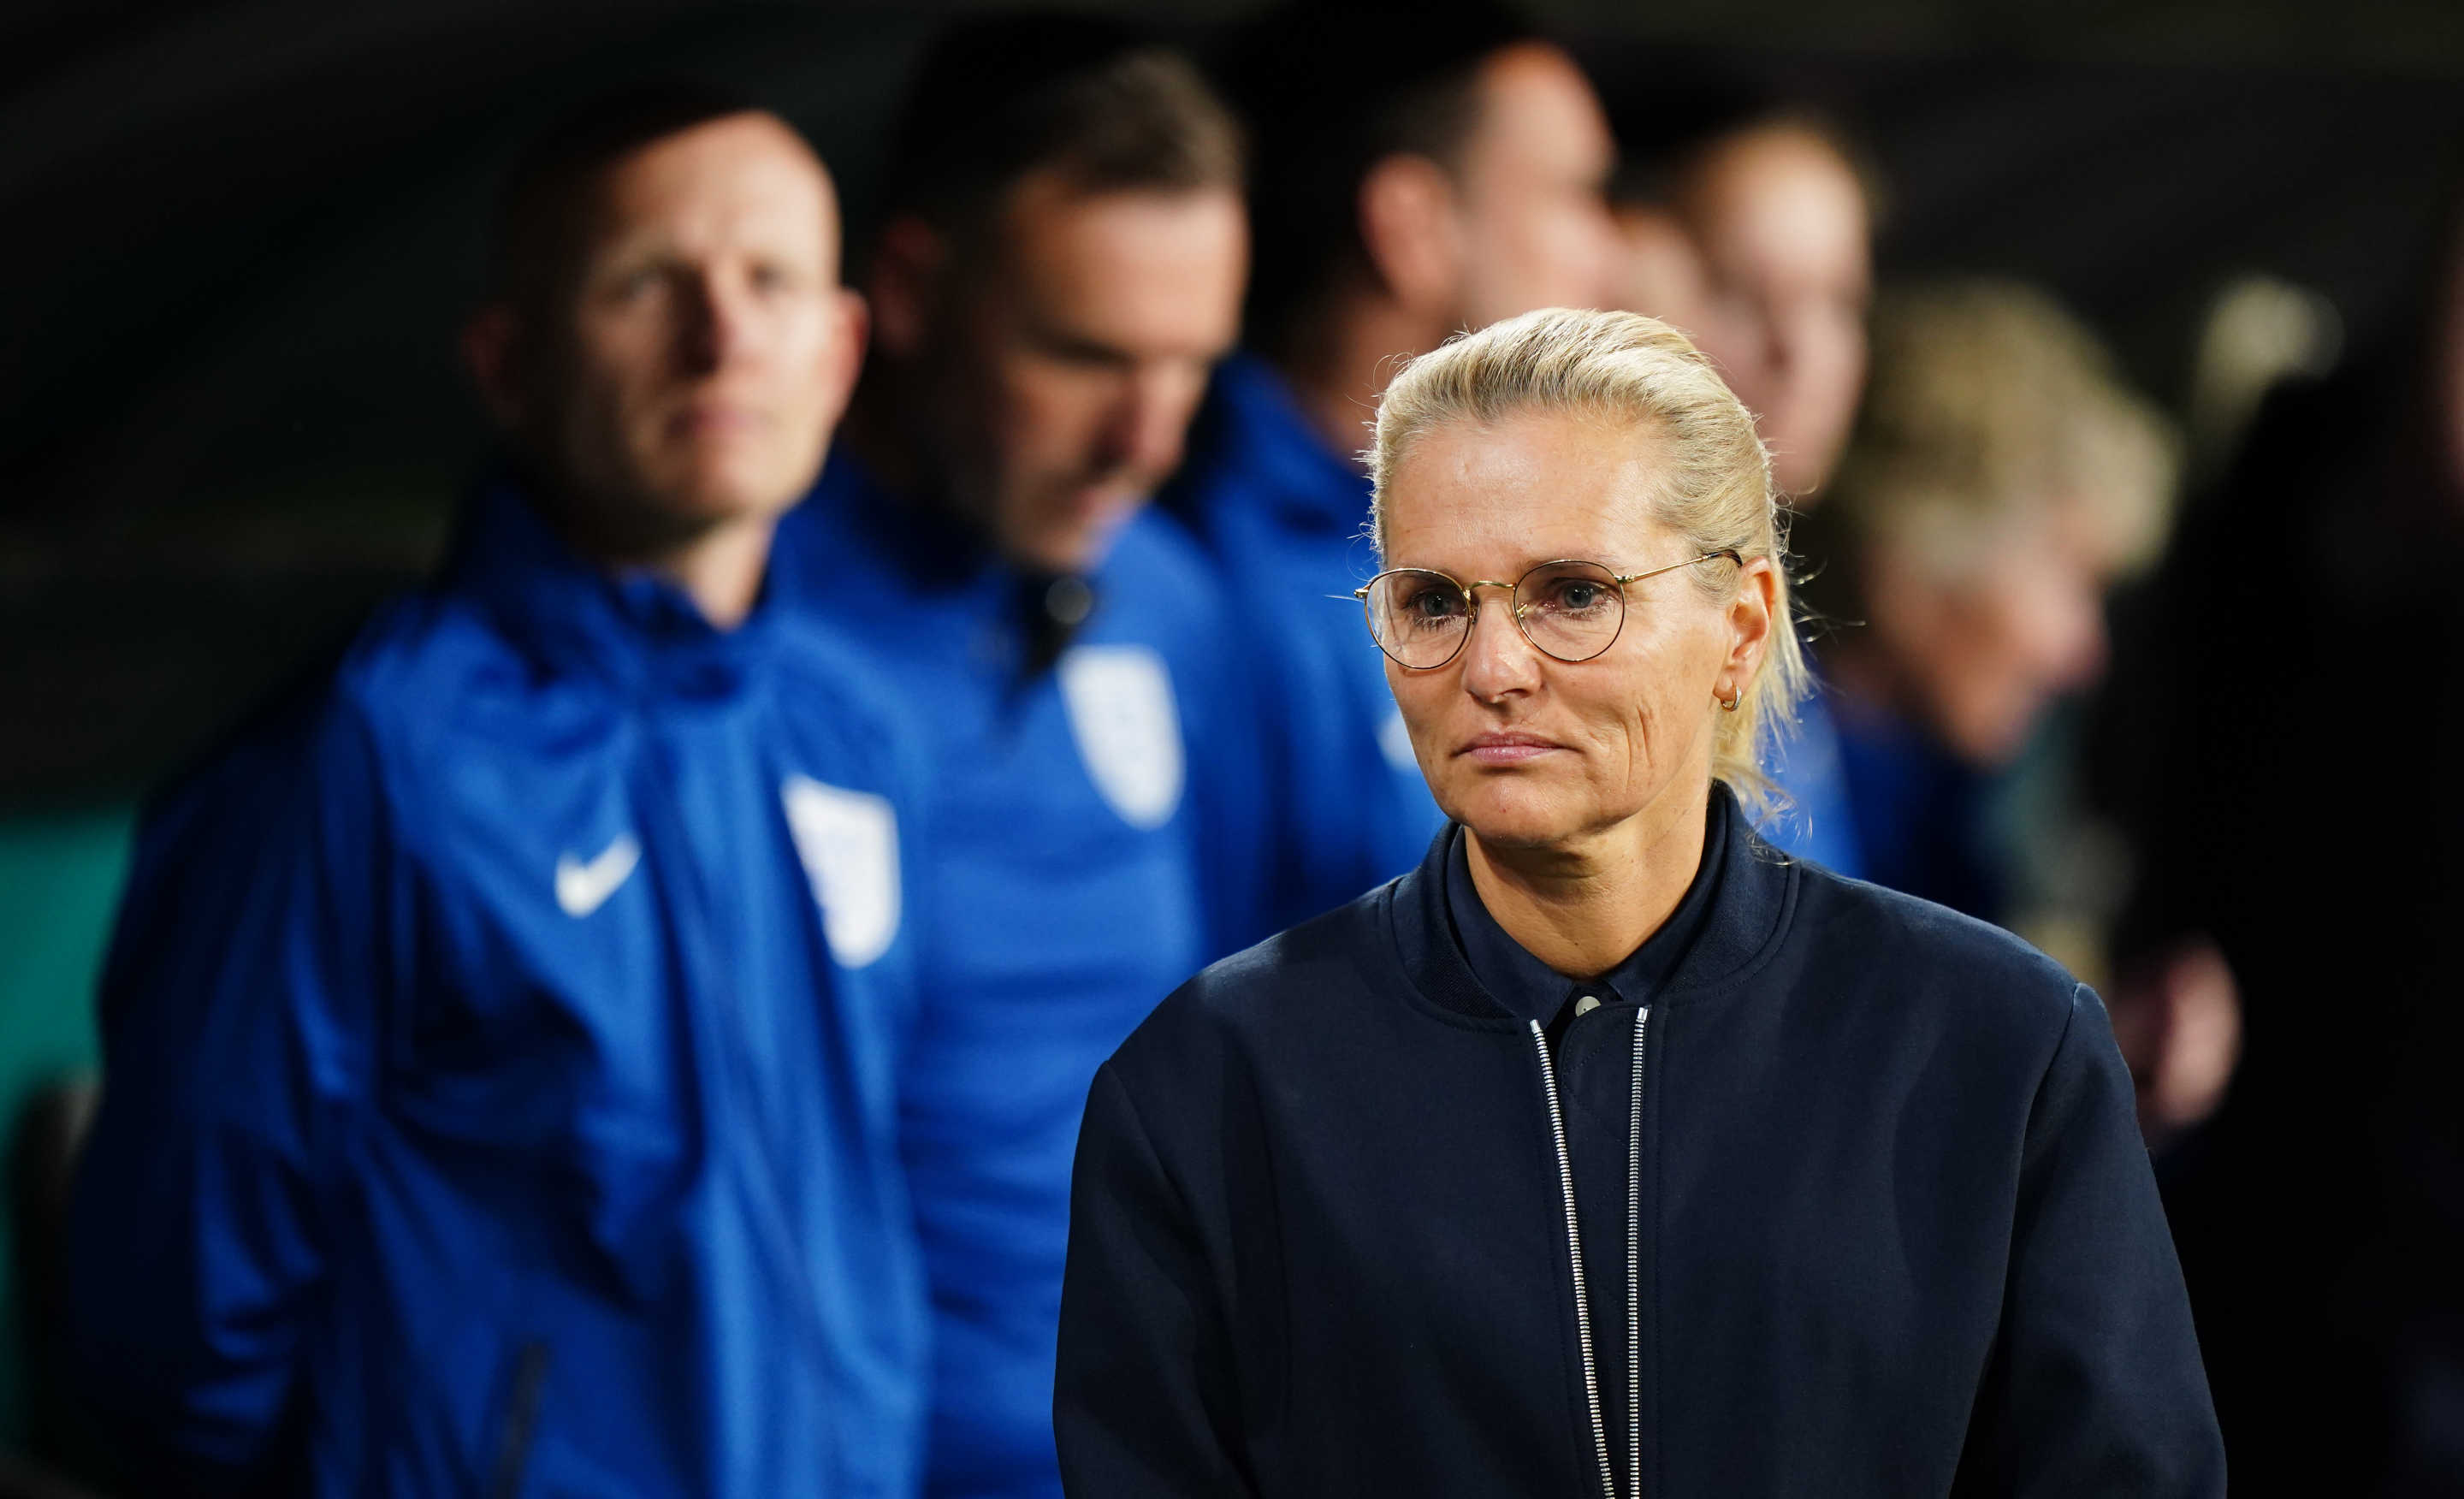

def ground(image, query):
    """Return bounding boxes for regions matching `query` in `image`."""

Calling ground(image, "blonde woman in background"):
[1790,279,2236,1145]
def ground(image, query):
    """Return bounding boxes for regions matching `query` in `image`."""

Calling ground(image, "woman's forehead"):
[1381,412,1670,573]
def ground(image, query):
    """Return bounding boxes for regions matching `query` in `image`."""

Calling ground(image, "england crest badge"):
[1059,643,1185,830]
[780,775,902,969]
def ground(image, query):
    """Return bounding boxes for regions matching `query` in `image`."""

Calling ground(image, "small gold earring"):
[1720,688,1741,712]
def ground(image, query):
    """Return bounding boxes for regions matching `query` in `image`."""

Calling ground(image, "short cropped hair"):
[1813,281,2179,598]
[1221,0,1533,357]
[1371,307,1810,814]
[881,14,1243,246]
[487,80,767,317]
[1608,69,1882,228]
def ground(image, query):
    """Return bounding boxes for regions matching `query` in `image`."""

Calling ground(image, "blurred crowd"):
[13,1,2464,1494]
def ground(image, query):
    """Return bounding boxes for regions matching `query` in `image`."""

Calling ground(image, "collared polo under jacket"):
[1057,788,2224,1496]
[68,479,929,1497]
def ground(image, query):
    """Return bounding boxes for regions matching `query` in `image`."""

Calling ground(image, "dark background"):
[3,0,2461,797]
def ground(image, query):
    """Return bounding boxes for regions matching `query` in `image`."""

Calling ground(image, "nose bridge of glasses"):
[1461,578,1525,619]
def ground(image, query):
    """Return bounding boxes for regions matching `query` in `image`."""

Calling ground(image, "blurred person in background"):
[766,18,1257,1497]
[1608,92,1875,874]
[1606,172,1708,338]
[1792,281,2235,1146]
[2094,183,2464,1492]
[1655,105,1873,506]
[1168,0,1622,928]
[1796,283,2173,915]
[62,88,929,1496]
[1058,307,2223,1497]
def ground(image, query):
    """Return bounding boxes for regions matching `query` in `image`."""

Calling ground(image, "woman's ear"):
[1358,153,1463,319]
[1725,554,1780,684]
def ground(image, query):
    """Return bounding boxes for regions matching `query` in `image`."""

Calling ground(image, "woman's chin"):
[1448,790,1584,851]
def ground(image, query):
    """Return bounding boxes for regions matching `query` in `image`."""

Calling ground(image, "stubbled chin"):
[1022,501,1142,573]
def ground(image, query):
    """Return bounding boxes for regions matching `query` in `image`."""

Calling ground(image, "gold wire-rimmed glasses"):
[1353,552,1741,669]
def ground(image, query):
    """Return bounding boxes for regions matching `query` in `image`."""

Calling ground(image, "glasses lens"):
[1514,561,1625,662]
[1365,571,1470,667]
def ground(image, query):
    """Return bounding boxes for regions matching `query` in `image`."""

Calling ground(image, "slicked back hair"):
[881,13,1244,253]
[1372,307,1809,815]
[1219,0,1534,359]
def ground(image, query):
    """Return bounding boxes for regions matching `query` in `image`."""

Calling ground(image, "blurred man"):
[1665,114,1873,504]
[767,19,1257,1497]
[1171,0,1621,926]
[1608,182,1709,333]
[65,89,929,1496]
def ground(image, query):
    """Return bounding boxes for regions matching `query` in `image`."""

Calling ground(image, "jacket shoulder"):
[328,585,530,738]
[1108,887,1393,1076]
[1783,856,2086,1040]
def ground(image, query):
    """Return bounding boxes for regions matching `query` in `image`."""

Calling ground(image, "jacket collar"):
[444,468,785,701]
[798,444,1003,595]
[1388,780,1798,1025]
[1193,352,1372,535]
[790,448,1109,680]
[1442,788,1732,1028]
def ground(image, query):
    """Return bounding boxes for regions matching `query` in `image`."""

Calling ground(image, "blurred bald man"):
[1669,116,1874,503]
[67,88,930,1496]
[1171,0,1623,927]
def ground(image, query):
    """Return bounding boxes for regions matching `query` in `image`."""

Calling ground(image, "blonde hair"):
[1823,281,2180,584]
[1368,306,1810,815]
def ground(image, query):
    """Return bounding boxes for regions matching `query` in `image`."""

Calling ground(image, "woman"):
[1797,281,2178,920]
[1053,309,2221,1496]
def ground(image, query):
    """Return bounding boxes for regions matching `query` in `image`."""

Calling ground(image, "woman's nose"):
[1456,594,1542,700]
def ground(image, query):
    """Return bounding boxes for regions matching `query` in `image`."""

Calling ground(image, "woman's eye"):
[1539,580,1606,613]
[1407,590,1462,619]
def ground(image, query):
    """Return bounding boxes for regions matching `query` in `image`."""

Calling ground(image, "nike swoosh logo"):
[555,834,640,917]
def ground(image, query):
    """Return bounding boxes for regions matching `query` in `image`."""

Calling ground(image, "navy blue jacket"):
[1057,786,2223,1496]
[68,479,929,1496]
[773,453,1272,1498]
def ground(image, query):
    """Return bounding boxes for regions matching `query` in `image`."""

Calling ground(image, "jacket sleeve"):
[1054,1061,1259,1497]
[65,700,394,1491]
[1955,983,2227,1496]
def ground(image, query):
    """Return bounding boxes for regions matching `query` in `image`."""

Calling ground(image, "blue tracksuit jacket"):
[1762,679,1868,878]
[1171,353,1868,897]
[67,478,929,1497]
[1167,352,1444,930]
[771,453,1270,1499]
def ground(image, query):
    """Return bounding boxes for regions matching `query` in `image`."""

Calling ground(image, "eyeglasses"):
[1354,552,1740,670]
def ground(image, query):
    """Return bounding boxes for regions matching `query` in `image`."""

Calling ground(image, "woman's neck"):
[1464,787,1711,980]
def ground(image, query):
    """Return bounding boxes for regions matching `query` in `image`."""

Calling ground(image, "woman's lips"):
[1458,732,1565,767]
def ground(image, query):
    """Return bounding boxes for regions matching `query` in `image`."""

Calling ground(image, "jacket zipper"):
[1530,1007,1650,1499]
[1625,1008,1648,1499]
